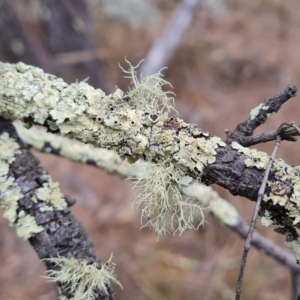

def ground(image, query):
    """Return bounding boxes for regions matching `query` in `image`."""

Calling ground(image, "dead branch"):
[0,117,116,300]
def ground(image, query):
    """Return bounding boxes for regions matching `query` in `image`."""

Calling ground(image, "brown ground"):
[1,0,300,299]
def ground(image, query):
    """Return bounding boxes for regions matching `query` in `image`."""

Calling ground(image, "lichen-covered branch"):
[226,86,297,146]
[1,62,300,247]
[0,117,117,300]
[14,122,137,178]
[14,123,300,271]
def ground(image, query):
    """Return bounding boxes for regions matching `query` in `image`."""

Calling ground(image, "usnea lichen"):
[132,162,205,236]
[44,255,122,300]
[181,181,239,227]
[119,58,177,115]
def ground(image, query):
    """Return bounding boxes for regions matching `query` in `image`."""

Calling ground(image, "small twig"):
[235,134,282,300]
[291,270,299,300]
[226,86,297,146]
[246,122,300,147]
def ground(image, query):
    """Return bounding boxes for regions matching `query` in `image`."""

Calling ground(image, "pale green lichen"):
[0,133,23,225]
[119,58,177,115]
[249,103,271,120]
[0,132,44,239]
[132,162,205,236]
[14,122,138,178]
[44,255,122,300]
[286,239,300,263]
[0,61,227,176]
[15,210,43,239]
[181,181,239,227]
[231,141,269,170]
[35,175,67,210]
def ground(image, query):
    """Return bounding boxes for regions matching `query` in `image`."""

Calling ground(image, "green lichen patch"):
[15,210,43,239]
[36,176,67,210]
[0,133,23,225]
[231,141,269,170]
[44,255,122,299]
[286,238,300,263]
[249,103,271,120]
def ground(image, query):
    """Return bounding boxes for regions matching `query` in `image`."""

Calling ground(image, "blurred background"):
[1,0,300,299]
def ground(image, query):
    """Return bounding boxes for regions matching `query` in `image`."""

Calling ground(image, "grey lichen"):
[44,255,122,300]
[119,58,177,115]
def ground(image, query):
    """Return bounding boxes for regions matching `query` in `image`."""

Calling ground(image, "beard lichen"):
[132,162,205,236]
[119,58,177,115]
[43,255,122,300]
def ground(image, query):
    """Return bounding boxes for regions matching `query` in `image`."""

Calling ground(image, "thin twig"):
[235,135,282,300]
[226,86,297,146]
[291,270,299,300]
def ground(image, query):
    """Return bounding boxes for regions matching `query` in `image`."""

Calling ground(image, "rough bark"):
[0,117,115,300]
[1,61,300,245]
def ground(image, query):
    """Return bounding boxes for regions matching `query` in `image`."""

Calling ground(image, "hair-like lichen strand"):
[43,255,122,300]
[132,162,205,235]
[119,58,177,115]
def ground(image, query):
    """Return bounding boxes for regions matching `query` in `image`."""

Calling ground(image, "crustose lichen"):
[132,162,205,236]
[43,255,122,300]
[119,58,177,115]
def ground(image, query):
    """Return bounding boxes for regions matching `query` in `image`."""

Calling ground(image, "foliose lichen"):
[15,210,43,239]
[250,103,272,120]
[0,132,43,239]
[0,132,22,225]
[34,175,67,210]
[231,141,269,170]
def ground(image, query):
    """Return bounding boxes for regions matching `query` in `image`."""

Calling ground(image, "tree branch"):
[1,62,300,248]
[226,85,297,146]
[15,123,300,273]
[0,117,116,299]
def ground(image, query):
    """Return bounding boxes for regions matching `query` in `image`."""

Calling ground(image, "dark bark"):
[226,86,297,146]
[0,117,115,300]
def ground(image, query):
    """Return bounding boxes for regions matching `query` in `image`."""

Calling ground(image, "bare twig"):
[226,86,297,146]
[291,270,299,300]
[235,134,282,300]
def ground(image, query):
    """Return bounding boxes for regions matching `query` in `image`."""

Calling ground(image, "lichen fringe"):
[43,255,122,300]
[119,58,178,115]
[131,162,205,236]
